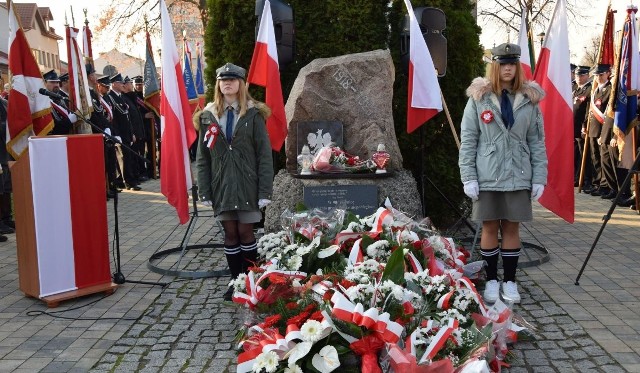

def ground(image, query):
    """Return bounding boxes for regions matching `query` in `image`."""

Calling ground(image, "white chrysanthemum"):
[253,350,279,372]
[300,319,324,342]
[229,273,247,291]
[284,364,304,373]
[286,255,303,271]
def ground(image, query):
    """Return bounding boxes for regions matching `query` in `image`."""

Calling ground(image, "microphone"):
[38,88,68,101]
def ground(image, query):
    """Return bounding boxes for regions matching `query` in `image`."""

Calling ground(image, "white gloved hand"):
[531,183,545,202]
[68,113,78,123]
[258,199,272,209]
[463,180,479,201]
[200,199,212,207]
[597,137,603,146]
[115,136,122,143]
[104,128,112,136]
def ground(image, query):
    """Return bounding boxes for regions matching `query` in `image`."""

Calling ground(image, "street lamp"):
[538,32,546,47]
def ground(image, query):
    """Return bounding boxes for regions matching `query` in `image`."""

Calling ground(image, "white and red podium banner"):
[28,135,110,297]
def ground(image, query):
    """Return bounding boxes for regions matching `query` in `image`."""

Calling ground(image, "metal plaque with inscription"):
[297,121,343,156]
[303,185,378,217]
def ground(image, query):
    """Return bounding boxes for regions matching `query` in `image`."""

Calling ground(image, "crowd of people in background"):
[572,63,638,209]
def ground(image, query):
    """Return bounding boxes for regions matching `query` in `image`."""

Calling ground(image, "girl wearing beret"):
[458,43,548,304]
[196,63,273,301]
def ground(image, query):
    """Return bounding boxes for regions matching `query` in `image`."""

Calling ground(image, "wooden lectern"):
[12,135,116,307]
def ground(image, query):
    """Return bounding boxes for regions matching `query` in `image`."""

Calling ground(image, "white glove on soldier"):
[258,199,272,209]
[68,113,78,123]
[200,199,212,207]
[463,180,479,201]
[531,184,545,202]
[115,136,122,143]
[104,128,112,136]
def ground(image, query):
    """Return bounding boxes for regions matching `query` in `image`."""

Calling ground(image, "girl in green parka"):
[458,43,548,305]
[196,62,274,301]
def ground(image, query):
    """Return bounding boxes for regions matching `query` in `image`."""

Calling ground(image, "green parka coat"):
[196,101,273,215]
[458,77,548,191]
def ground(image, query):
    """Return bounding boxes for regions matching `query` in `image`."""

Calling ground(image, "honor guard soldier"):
[584,64,611,197]
[132,75,157,180]
[43,70,76,135]
[107,73,141,191]
[58,73,70,99]
[573,65,592,188]
[121,76,146,182]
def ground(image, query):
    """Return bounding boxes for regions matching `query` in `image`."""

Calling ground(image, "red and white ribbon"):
[348,238,363,264]
[419,318,459,363]
[233,269,307,306]
[203,124,220,149]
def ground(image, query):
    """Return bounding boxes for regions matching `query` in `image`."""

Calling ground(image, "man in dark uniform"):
[107,73,141,191]
[122,76,148,182]
[133,75,158,179]
[573,65,592,189]
[58,73,70,99]
[43,70,76,135]
[583,64,611,197]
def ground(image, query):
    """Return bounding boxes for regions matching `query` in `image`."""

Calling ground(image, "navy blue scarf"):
[501,89,514,130]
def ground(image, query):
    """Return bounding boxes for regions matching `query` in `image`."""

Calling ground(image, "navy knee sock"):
[501,248,521,282]
[481,247,500,281]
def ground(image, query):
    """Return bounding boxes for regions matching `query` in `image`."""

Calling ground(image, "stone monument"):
[264,49,423,231]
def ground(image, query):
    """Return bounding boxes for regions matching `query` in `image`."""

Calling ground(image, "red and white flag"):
[533,0,574,223]
[403,0,443,133]
[159,0,197,224]
[28,135,111,297]
[247,0,287,151]
[82,21,93,64]
[6,0,53,159]
[66,26,93,120]
[517,9,534,80]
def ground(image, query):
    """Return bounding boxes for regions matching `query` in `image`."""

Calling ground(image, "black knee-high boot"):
[501,248,521,282]
[480,247,500,281]
[240,240,257,273]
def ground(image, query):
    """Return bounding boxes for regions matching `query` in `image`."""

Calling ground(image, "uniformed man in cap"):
[43,70,76,135]
[107,73,141,191]
[121,76,148,182]
[583,64,612,197]
[58,73,70,99]
[573,65,592,189]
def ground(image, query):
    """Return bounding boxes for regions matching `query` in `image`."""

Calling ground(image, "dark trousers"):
[589,137,602,188]
[600,143,617,191]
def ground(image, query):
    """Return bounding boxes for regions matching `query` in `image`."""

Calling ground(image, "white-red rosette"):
[203,124,220,149]
[480,110,494,124]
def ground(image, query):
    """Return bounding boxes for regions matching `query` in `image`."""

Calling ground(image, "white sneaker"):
[501,281,521,303]
[483,280,500,303]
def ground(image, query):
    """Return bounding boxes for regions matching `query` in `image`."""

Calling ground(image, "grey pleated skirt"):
[471,190,532,222]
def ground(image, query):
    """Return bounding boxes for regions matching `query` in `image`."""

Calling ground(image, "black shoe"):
[0,235,6,242]
[591,187,608,196]
[126,185,142,191]
[601,190,617,199]
[0,222,14,234]
[619,195,636,207]
[139,176,149,182]
[223,286,234,301]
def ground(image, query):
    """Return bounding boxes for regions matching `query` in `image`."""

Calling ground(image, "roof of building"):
[9,3,63,41]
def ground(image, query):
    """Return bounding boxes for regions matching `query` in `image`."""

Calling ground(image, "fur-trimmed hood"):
[192,100,271,131]
[465,77,545,104]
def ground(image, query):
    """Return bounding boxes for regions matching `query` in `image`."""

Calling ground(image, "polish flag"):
[6,0,53,159]
[28,136,110,297]
[533,0,574,223]
[247,0,287,151]
[403,0,443,133]
[517,9,534,80]
[159,0,197,224]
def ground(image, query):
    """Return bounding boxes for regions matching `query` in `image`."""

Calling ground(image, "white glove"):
[463,180,479,201]
[68,113,78,123]
[610,137,618,147]
[531,184,545,202]
[104,128,112,136]
[258,199,272,209]
[597,137,603,146]
[115,136,122,143]
[200,199,212,207]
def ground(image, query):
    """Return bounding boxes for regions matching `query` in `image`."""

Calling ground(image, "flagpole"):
[440,91,460,149]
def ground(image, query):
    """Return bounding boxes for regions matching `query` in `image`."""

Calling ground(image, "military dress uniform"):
[107,73,139,190]
[573,66,592,187]
[43,70,76,135]
[584,64,611,195]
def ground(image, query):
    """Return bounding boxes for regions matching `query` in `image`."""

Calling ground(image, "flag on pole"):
[6,0,53,159]
[66,26,93,120]
[533,0,574,223]
[247,0,288,151]
[517,8,534,80]
[182,37,199,113]
[402,0,443,133]
[195,42,206,109]
[144,29,161,117]
[611,6,639,159]
[597,4,616,67]
[159,0,197,224]
[82,18,93,67]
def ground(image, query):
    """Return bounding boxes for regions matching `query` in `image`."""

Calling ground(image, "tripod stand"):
[575,146,640,285]
[147,184,229,278]
[72,111,165,287]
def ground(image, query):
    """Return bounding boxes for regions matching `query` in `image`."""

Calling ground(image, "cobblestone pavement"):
[1,179,639,372]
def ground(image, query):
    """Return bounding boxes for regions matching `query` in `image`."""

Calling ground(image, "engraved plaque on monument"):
[297,121,343,156]
[303,185,378,217]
